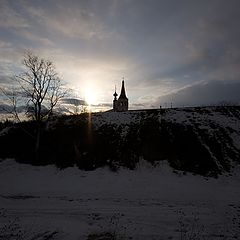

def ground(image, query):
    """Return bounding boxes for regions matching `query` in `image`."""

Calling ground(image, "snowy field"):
[0,159,240,239]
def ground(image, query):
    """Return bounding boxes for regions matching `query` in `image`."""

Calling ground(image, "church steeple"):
[119,78,127,99]
[112,78,129,112]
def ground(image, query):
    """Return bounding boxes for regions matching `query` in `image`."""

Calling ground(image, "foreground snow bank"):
[0,159,240,201]
[0,159,240,239]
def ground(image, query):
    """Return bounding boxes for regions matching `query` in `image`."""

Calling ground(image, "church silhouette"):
[113,79,129,112]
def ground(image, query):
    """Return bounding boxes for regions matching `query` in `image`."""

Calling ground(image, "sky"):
[1,0,240,111]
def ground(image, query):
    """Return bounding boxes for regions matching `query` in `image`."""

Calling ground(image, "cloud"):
[0,0,29,29]
[1,0,240,109]
[24,2,110,40]
[19,30,53,46]
[61,98,86,106]
[155,80,240,107]
[0,75,13,85]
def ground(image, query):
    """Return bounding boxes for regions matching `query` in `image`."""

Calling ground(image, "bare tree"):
[15,52,65,123]
[0,52,66,161]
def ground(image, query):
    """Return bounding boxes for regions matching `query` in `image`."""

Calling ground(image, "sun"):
[84,88,97,106]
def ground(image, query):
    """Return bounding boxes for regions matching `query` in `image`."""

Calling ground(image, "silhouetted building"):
[113,79,128,112]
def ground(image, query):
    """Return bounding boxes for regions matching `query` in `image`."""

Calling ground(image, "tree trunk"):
[35,122,41,162]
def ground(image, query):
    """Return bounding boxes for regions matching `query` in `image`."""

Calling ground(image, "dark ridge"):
[0,106,239,176]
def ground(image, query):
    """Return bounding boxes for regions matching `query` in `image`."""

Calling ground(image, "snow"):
[0,107,240,239]
[91,108,239,137]
[90,108,240,163]
[92,111,143,127]
[0,159,240,239]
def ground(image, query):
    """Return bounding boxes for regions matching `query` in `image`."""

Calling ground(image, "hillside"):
[0,106,240,176]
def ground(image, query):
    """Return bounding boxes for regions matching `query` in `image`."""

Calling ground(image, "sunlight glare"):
[85,87,97,106]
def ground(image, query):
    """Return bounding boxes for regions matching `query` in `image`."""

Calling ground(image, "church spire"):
[119,77,127,99]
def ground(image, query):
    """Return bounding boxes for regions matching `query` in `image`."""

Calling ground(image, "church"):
[113,79,128,112]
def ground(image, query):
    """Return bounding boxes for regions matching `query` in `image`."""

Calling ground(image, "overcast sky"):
[1,0,240,109]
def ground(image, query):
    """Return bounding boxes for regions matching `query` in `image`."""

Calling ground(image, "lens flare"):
[85,88,97,105]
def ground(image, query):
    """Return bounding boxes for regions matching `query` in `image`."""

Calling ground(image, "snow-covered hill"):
[0,106,239,176]
[92,107,240,149]
[90,107,240,175]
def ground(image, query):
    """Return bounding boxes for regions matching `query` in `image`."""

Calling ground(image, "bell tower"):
[113,85,118,111]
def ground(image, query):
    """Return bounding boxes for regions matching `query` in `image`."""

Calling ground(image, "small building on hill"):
[113,80,128,112]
